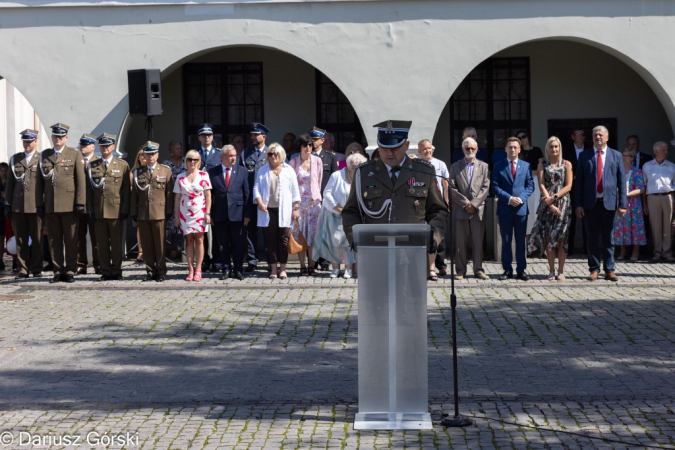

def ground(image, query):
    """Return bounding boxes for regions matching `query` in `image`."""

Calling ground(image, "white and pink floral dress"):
[173,170,212,235]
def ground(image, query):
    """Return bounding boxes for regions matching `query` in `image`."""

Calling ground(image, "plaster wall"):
[124,47,316,162]
[432,41,673,162]
[0,79,49,163]
[0,0,674,158]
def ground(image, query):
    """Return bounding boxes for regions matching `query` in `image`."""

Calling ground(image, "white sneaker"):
[330,269,340,278]
[343,269,353,279]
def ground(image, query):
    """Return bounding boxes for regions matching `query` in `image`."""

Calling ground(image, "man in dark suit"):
[562,128,589,255]
[627,135,653,170]
[492,136,534,281]
[209,145,250,280]
[239,122,269,272]
[574,126,627,281]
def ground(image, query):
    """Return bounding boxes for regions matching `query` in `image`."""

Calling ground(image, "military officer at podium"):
[342,120,448,263]
[40,123,86,283]
[130,141,174,282]
[5,129,44,278]
[87,133,130,281]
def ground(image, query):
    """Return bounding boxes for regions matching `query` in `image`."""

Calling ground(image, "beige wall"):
[123,47,316,163]
[432,40,673,164]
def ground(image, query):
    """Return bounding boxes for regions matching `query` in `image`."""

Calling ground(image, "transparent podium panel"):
[352,224,432,430]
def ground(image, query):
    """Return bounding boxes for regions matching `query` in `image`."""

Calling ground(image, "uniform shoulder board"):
[158,163,171,170]
[412,158,434,168]
[357,160,375,170]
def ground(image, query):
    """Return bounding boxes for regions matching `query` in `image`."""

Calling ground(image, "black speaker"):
[127,69,163,117]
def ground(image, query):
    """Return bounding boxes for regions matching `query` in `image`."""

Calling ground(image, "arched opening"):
[432,39,673,165]
[0,76,49,162]
[122,45,365,162]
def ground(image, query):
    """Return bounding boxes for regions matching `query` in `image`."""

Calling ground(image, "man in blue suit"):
[492,136,535,280]
[574,126,627,281]
[210,146,250,280]
[239,122,269,272]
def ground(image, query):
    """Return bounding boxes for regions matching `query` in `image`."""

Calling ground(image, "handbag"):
[288,224,308,255]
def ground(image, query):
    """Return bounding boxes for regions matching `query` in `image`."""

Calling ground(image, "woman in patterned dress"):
[289,135,323,276]
[527,136,573,280]
[613,148,647,261]
[162,140,185,259]
[173,149,212,282]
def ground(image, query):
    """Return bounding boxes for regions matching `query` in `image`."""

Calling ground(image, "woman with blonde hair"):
[527,136,573,280]
[173,149,212,281]
[253,143,300,279]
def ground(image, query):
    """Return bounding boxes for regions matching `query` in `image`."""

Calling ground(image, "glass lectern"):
[352,224,432,430]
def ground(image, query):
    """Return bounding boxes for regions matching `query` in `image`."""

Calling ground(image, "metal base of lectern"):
[354,412,432,430]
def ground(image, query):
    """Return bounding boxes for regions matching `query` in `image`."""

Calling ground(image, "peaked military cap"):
[308,127,326,139]
[197,123,214,135]
[79,133,98,146]
[249,123,269,135]
[374,120,412,149]
[20,129,39,141]
[97,133,117,146]
[141,141,160,153]
[50,123,70,137]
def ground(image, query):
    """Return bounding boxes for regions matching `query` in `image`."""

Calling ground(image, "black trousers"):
[584,200,617,273]
[263,208,290,265]
[214,220,245,271]
[244,208,263,266]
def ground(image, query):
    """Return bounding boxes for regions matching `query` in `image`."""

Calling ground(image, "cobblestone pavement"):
[0,257,674,449]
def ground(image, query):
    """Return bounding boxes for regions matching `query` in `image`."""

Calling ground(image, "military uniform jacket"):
[130,164,174,221]
[315,149,338,192]
[87,157,131,220]
[5,152,44,213]
[239,145,268,201]
[342,158,448,248]
[81,154,100,214]
[40,146,86,213]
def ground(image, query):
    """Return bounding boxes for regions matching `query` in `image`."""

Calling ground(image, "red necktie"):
[225,167,230,188]
[511,160,516,178]
[596,150,603,194]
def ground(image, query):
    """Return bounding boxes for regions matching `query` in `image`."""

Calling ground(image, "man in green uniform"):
[130,142,174,282]
[86,133,130,281]
[76,134,100,275]
[342,120,448,261]
[40,123,86,283]
[5,129,44,278]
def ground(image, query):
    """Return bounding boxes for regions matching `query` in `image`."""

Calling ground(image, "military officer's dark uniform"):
[308,127,339,193]
[238,122,269,271]
[5,129,44,278]
[87,133,131,281]
[77,134,101,275]
[40,123,87,283]
[130,141,174,282]
[342,120,448,251]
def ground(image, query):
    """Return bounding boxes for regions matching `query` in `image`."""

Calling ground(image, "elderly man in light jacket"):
[449,137,491,280]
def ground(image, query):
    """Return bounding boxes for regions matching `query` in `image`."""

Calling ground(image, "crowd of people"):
[2,121,674,283]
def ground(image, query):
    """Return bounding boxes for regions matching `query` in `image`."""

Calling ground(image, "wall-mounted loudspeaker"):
[127,69,163,117]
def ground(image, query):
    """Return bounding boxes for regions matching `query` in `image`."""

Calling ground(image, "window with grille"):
[183,63,264,150]
[450,57,530,156]
[315,71,365,153]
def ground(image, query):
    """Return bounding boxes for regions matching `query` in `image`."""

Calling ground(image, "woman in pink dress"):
[173,149,212,282]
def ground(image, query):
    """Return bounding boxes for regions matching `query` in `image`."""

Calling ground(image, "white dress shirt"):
[593,146,607,198]
[642,159,675,194]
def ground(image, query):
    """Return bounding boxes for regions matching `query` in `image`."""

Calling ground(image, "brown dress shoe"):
[438,268,447,276]
[587,272,599,281]
[605,271,619,281]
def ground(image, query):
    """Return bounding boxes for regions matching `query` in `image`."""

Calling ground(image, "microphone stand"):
[399,163,474,427]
